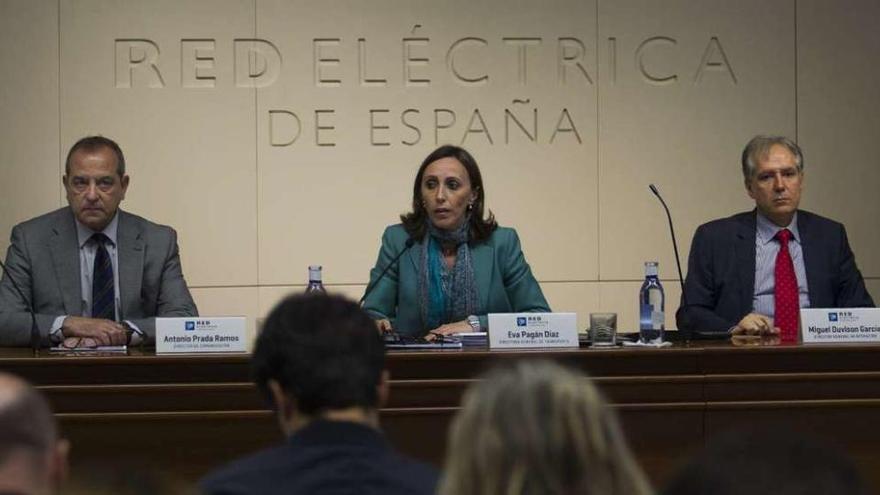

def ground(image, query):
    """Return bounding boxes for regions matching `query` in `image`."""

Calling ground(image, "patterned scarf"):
[418,218,480,331]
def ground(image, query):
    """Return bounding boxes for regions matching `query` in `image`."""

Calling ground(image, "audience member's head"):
[438,359,652,495]
[251,294,387,433]
[0,372,68,495]
[663,428,868,495]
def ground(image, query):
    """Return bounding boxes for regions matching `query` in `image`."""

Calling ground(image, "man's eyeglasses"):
[61,337,99,349]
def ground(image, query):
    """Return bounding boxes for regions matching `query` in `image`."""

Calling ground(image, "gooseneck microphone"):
[649,184,690,340]
[359,237,415,306]
[0,258,40,355]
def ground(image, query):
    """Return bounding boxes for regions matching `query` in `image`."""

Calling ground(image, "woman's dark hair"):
[400,144,497,242]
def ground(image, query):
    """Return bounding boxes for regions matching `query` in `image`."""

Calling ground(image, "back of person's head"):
[252,293,385,416]
[439,360,652,495]
[663,428,868,495]
[0,372,68,495]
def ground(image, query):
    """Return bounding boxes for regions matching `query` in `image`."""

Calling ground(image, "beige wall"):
[1,0,877,338]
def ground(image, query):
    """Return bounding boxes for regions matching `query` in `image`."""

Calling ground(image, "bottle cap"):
[644,261,659,277]
[308,265,322,280]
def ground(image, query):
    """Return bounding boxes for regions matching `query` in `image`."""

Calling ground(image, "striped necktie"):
[91,233,115,321]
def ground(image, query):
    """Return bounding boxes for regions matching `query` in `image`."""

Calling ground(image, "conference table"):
[3,340,880,490]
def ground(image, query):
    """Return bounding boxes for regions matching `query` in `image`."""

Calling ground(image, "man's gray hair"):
[741,135,803,180]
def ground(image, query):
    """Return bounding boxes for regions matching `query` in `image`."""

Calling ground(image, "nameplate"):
[156,317,248,354]
[488,313,578,349]
[800,308,880,344]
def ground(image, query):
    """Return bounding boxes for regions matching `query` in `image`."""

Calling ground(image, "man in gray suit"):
[0,136,198,347]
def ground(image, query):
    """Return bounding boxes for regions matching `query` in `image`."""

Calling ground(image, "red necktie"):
[774,229,799,342]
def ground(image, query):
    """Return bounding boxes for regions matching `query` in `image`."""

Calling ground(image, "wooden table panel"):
[44,383,264,413]
[704,371,880,402]
[705,400,880,492]
[57,411,278,481]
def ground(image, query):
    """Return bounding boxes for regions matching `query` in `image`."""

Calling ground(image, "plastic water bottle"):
[305,265,326,294]
[639,261,665,343]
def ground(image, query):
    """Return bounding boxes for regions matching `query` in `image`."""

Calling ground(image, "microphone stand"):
[360,238,415,306]
[649,184,690,341]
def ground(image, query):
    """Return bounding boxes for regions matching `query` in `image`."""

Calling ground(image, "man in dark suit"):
[677,135,874,339]
[0,136,197,347]
[200,294,438,495]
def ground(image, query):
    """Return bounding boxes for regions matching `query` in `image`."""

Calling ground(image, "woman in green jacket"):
[362,145,550,338]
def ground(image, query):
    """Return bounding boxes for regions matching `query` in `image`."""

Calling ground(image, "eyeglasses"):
[61,337,99,349]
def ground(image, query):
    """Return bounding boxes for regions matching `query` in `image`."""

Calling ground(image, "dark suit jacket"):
[362,224,550,336]
[199,420,439,495]
[676,210,874,337]
[0,208,198,346]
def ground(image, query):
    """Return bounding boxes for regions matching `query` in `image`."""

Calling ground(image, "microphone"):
[0,258,41,355]
[360,237,415,306]
[648,184,690,340]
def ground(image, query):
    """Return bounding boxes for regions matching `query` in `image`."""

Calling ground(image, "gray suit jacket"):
[0,208,198,346]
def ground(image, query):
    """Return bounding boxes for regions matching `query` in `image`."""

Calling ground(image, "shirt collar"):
[75,211,119,249]
[756,210,800,245]
[287,419,388,451]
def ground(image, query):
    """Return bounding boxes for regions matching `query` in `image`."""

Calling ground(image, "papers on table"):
[49,345,128,354]
[449,332,488,347]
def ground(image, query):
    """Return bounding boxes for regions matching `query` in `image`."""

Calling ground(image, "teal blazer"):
[363,224,550,336]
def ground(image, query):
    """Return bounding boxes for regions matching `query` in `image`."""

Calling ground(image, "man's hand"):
[731,313,780,337]
[61,316,127,346]
[374,319,393,335]
[425,320,471,341]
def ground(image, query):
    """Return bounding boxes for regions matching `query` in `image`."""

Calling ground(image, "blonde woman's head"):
[439,359,652,495]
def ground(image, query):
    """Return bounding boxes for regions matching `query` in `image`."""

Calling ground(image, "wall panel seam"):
[56,0,62,207]
[793,0,799,142]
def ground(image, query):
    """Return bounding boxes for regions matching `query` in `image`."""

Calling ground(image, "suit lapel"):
[117,211,144,318]
[49,210,82,315]
[406,237,421,274]
[798,212,821,303]
[471,241,494,312]
[735,212,757,315]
